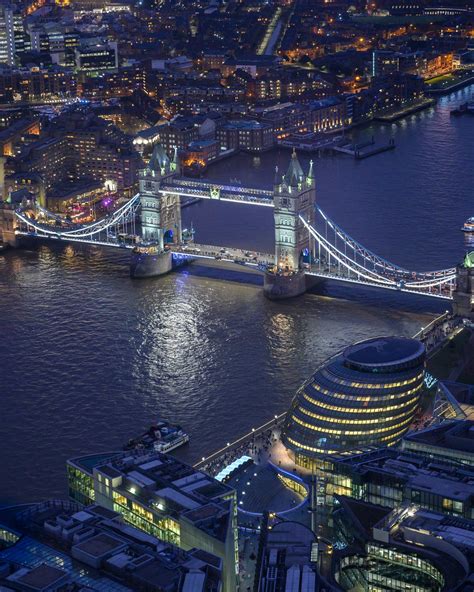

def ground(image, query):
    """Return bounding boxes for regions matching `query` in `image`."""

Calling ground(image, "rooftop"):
[10,563,68,590]
[74,532,126,558]
[222,119,270,130]
[69,450,234,540]
[403,420,474,455]
[343,337,425,368]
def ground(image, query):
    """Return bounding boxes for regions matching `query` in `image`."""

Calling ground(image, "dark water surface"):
[1,87,473,504]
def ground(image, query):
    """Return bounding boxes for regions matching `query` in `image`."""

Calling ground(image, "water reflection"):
[2,88,474,504]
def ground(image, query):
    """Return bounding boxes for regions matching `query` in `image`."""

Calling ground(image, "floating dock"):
[332,137,396,159]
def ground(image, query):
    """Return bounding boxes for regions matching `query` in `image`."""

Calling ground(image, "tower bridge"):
[1,143,473,314]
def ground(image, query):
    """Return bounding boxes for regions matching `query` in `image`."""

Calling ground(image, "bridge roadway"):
[306,267,453,300]
[15,227,275,267]
[15,229,452,299]
[170,243,275,267]
[159,178,274,207]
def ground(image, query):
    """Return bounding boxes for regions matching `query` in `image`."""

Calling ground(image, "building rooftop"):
[222,119,270,130]
[0,500,223,592]
[335,497,470,590]
[334,447,474,501]
[73,532,126,558]
[69,450,234,541]
[403,420,474,455]
[343,337,425,368]
[9,563,68,590]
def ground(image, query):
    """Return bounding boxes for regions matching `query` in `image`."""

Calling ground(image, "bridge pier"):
[264,151,316,300]
[263,270,307,299]
[131,144,182,279]
[130,248,173,279]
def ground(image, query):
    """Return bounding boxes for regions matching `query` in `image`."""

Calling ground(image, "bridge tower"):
[452,252,474,319]
[138,144,181,246]
[131,144,181,278]
[264,151,316,299]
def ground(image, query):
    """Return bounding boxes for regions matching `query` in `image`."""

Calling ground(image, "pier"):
[331,137,396,159]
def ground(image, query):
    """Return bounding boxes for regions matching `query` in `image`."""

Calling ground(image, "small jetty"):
[332,137,395,159]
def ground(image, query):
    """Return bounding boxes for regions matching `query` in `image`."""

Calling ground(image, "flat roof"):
[73,532,125,558]
[404,420,474,454]
[344,337,425,367]
[13,564,67,589]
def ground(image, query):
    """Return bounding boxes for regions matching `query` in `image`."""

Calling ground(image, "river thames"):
[1,86,473,504]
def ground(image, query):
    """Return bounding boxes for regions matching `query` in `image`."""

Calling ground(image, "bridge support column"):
[131,143,179,279]
[264,269,308,299]
[264,152,316,300]
[130,248,173,278]
[452,253,474,319]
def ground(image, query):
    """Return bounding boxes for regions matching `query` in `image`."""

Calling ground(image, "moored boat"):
[461,217,474,233]
[124,420,189,453]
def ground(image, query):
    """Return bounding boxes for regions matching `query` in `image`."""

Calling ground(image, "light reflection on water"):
[1,87,474,504]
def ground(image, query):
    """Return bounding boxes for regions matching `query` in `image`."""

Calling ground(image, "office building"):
[331,498,473,591]
[0,500,223,592]
[257,521,317,591]
[0,4,15,66]
[75,38,118,74]
[282,337,426,470]
[326,445,474,518]
[67,450,238,591]
[402,419,474,467]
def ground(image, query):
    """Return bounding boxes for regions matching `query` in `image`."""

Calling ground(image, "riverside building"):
[0,501,224,592]
[331,498,472,592]
[67,450,238,591]
[282,337,426,470]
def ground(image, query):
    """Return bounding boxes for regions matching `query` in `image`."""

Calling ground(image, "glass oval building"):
[282,337,426,469]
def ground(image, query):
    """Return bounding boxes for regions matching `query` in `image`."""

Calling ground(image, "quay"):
[277,132,344,153]
[425,71,474,95]
[374,98,435,123]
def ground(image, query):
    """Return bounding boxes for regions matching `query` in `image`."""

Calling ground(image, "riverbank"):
[374,98,435,123]
[425,71,474,95]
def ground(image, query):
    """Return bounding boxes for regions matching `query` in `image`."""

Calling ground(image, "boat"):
[451,101,474,116]
[124,420,189,453]
[461,217,474,233]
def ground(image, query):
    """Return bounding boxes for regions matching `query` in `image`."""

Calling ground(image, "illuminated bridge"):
[6,144,473,312]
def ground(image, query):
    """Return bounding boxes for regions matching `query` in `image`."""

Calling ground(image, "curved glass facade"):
[282,337,425,464]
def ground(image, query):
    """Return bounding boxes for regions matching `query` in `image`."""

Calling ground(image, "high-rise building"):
[0,5,15,66]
